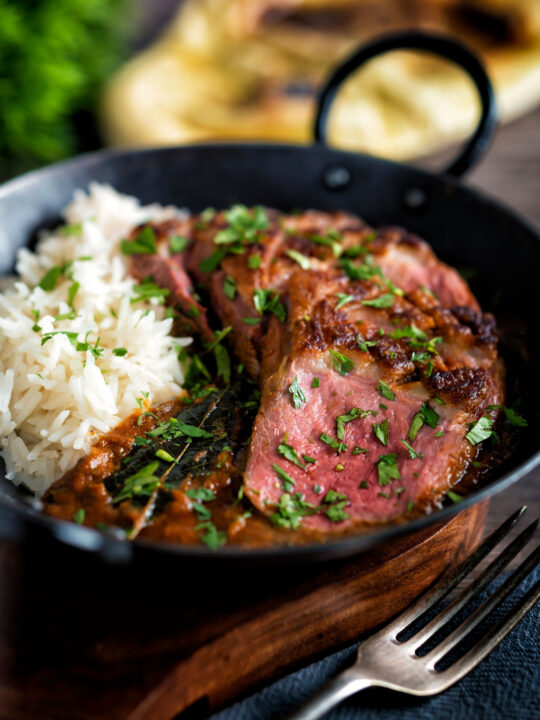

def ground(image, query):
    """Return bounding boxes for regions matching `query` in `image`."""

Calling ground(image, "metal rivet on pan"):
[403,187,428,210]
[323,166,350,190]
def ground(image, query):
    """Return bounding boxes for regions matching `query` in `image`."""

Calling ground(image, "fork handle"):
[285,671,373,720]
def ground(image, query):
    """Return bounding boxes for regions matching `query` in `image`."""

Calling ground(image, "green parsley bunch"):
[0,0,130,178]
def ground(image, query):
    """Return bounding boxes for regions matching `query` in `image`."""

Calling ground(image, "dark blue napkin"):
[211,567,539,720]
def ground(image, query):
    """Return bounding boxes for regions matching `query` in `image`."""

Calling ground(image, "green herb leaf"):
[248,254,262,269]
[195,521,226,549]
[277,440,305,469]
[114,462,161,504]
[310,229,343,257]
[320,433,347,453]
[289,376,307,410]
[466,416,495,445]
[357,337,378,352]
[113,347,127,357]
[270,492,317,530]
[121,226,157,255]
[223,275,237,300]
[336,407,376,440]
[335,293,354,310]
[286,249,311,270]
[38,265,63,291]
[503,407,528,427]
[156,449,175,463]
[372,419,389,446]
[390,325,427,342]
[377,380,395,401]
[446,490,463,503]
[329,349,354,376]
[362,294,394,309]
[353,446,368,455]
[311,377,320,388]
[401,439,423,459]
[131,280,170,304]
[376,453,400,486]
[273,463,297,491]
[325,502,350,523]
[73,508,85,524]
[170,235,190,253]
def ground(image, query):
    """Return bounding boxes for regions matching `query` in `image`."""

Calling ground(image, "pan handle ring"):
[313,31,498,178]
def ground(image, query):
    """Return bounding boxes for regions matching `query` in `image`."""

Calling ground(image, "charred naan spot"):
[451,306,498,346]
[427,367,489,411]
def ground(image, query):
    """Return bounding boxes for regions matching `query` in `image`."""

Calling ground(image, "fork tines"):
[391,506,539,679]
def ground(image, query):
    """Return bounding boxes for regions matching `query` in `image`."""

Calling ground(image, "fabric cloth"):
[211,567,539,720]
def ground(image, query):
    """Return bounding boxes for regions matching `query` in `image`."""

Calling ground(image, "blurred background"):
[1,0,540,182]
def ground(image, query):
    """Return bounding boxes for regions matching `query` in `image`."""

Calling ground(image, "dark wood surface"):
[0,504,487,720]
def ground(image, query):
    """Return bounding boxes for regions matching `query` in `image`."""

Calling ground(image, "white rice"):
[0,183,192,495]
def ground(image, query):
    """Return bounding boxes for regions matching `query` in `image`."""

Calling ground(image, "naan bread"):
[101,0,540,160]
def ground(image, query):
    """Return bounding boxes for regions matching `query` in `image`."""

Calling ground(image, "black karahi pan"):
[0,32,538,566]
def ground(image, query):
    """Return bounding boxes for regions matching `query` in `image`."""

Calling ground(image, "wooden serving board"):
[0,501,487,720]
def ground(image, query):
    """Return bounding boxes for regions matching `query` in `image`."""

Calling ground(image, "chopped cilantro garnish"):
[401,439,423,459]
[411,351,431,364]
[270,492,317,530]
[377,380,395,401]
[407,501,415,512]
[376,453,400,486]
[362,294,394,309]
[67,280,80,307]
[170,235,190,253]
[435,430,445,438]
[390,325,427,342]
[320,433,347,453]
[336,407,376,440]
[446,490,463,503]
[310,228,343,257]
[329,349,354,376]
[223,275,237,300]
[248,253,262,269]
[38,265,63,291]
[311,377,321,388]
[113,347,127,357]
[353,446,368,455]
[408,402,439,441]
[335,293,354,310]
[466,416,495,445]
[286,249,311,270]
[114,462,161,504]
[503,406,528,427]
[195,521,226,549]
[303,455,316,464]
[242,317,260,325]
[289,375,307,409]
[272,463,297,492]
[253,288,287,321]
[131,280,170,304]
[186,487,216,502]
[73,508,85,524]
[121,226,157,255]
[59,222,83,237]
[357,337,378,352]
[200,248,228,272]
[156,449,175,463]
[277,439,305,469]
[372,419,389,446]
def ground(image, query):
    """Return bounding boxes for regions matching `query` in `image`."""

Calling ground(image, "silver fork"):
[288,506,539,720]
